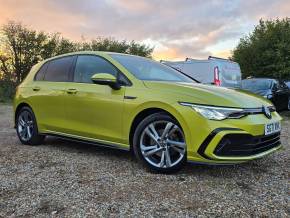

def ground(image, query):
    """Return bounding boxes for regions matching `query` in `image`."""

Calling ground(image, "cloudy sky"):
[0,0,289,60]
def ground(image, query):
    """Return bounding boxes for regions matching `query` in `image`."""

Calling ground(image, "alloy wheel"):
[140,121,186,168]
[17,110,34,142]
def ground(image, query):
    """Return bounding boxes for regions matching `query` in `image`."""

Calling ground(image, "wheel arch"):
[128,104,189,150]
[14,102,33,126]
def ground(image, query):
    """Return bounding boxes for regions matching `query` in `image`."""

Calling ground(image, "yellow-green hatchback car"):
[14,51,282,172]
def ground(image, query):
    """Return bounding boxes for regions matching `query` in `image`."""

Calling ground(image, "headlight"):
[179,102,245,120]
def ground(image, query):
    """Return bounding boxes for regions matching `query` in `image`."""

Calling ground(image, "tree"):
[40,34,79,60]
[2,22,43,83]
[79,37,153,58]
[0,21,154,100]
[0,22,79,84]
[0,21,154,86]
[232,18,290,80]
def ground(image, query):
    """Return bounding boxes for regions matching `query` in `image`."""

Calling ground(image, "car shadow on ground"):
[42,136,273,177]
[43,136,133,160]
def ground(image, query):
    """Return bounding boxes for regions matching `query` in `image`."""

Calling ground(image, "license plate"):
[265,121,281,135]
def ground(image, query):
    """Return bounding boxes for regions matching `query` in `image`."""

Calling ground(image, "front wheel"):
[16,106,45,145]
[133,113,186,173]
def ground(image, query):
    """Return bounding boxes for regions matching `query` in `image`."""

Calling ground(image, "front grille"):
[214,132,281,157]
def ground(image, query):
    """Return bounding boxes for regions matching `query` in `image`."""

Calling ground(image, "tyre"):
[16,106,45,145]
[133,112,186,173]
[288,97,290,111]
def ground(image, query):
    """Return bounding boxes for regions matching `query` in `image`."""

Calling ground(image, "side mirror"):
[91,73,120,90]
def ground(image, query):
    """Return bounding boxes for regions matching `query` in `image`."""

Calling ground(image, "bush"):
[232,18,290,79]
[0,81,15,102]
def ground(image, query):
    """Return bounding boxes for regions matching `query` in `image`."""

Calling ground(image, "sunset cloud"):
[0,0,289,60]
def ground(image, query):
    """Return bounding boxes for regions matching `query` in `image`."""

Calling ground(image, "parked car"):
[242,78,290,111]
[14,52,282,173]
[161,56,242,88]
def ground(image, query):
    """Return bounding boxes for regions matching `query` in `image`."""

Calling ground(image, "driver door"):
[272,81,288,110]
[65,55,125,144]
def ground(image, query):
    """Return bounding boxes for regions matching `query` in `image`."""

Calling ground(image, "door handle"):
[32,86,41,91]
[66,88,78,94]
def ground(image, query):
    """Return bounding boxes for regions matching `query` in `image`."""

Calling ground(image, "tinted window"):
[242,79,273,91]
[111,54,193,83]
[280,81,288,90]
[118,73,131,85]
[35,62,48,81]
[44,56,74,82]
[221,64,242,88]
[272,80,279,90]
[74,55,118,83]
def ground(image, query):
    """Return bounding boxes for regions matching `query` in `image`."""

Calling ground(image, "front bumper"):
[214,132,280,157]
[176,104,283,164]
[197,128,281,162]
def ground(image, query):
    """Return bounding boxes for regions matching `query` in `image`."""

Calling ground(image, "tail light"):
[214,66,221,86]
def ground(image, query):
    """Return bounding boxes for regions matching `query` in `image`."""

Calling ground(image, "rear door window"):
[44,56,74,82]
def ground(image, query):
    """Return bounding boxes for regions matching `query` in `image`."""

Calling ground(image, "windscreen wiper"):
[163,64,200,83]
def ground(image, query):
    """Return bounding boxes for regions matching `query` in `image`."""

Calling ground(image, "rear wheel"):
[133,113,186,173]
[16,106,45,145]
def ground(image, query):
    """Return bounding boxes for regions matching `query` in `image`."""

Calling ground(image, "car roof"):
[43,51,134,62]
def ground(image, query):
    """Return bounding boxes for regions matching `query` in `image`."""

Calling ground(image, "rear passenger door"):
[32,56,75,133]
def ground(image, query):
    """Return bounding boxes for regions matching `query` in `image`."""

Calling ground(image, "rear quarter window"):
[34,62,49,81]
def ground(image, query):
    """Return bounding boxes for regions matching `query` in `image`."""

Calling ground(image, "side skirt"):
[187,160,239,166]
[43,131,130,152]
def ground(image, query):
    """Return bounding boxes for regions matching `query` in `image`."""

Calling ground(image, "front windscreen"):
[110,54,194,83]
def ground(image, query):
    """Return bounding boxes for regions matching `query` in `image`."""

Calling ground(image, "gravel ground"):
[0,104,289,217]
